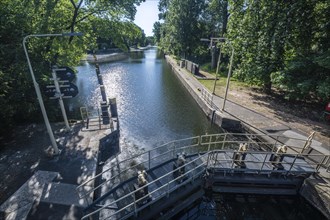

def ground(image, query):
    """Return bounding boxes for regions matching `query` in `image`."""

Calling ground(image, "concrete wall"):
[300,178,330,219]
[165,56,228,129]
[86,53,128,63]
[165,55,330,219]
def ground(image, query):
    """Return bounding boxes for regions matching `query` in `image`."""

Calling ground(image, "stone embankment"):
[165,55,330,219]
[84,53,128,63]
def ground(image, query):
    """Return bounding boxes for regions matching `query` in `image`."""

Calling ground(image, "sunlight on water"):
[72,49,219,151]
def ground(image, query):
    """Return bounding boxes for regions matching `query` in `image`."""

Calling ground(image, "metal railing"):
[81,154,208,220]
[200,87,219,110]
[77,136,200,200]
[80,106,113,130]
[208,149,322,174]
[78,133,329,218]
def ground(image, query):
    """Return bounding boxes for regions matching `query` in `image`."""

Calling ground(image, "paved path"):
[166,55,330,217]
[166,56,329,173]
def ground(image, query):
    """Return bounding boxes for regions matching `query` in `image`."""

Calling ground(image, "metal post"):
[167,182,170,198]
[260,152,269,172]
[222,45,234,111]
[316,155,327,171]
[221,134,227,149]
[207,136,212,152]
[22,32,82,155]
[133,193,137,217]
[23,36,59,155]
[212,47,222,95]
[173,145,176,158]
[201,37,234,111]
[52,68,70,130]
[148,151,151,170]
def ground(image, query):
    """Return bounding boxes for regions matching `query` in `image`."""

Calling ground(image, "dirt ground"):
[225,86,330,145]
[0,123,74,205]
[0,80,329,207]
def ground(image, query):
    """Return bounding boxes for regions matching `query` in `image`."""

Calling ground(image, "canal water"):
[70,48,325,220]
[71,48,220,151]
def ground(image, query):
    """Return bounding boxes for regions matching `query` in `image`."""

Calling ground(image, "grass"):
[199,74,252,98]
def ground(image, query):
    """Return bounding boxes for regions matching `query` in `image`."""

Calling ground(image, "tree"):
[227,0,330,98]
[0,0,144,137]
[160,0,207,59]
[153,21,162,43]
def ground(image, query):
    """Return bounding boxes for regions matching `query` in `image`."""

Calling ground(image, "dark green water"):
[70,48,325,219]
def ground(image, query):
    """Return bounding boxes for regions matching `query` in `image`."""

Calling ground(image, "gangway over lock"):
[77,133,329,220]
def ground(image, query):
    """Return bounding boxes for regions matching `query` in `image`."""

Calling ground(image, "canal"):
[70,48,325,220]
[72,48,220,151]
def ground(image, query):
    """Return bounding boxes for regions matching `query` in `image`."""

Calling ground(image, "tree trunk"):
[221,1,228,36]
[263,76,272,94]
[211,46,218,69]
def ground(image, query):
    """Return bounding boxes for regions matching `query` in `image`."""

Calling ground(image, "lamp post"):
[23,32,83,155]
[201,37,234,111]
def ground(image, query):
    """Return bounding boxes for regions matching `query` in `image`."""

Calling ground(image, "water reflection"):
[70,48,219,150]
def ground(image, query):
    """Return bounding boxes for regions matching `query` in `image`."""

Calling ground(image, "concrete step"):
[0,170,58,220]
[39,182,92,207]
[26,202,84,220]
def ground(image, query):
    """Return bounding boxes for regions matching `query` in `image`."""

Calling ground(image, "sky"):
[134,0,160,37]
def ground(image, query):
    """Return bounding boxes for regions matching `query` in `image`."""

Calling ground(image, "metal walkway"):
[77,133,329,220]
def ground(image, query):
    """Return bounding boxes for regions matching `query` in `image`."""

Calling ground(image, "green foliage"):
[158,0,208,58]
[227,0,330,98]
[156,0,329,102]
[153,21,162,43]
[0,0,144,137]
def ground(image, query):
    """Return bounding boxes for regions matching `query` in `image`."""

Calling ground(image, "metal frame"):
[78,133,329,219]
[23,32,82,154]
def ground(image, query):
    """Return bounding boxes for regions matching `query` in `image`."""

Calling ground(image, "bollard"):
[233,143,248,168]
[270,145,287,170]
[109,98,118,117]
[100,85,107,102]
[97,74,103,85]
[134,170,150,207]
[100,101,109,125]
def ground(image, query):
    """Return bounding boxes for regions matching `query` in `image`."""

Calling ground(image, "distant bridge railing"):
[77,133,329,208]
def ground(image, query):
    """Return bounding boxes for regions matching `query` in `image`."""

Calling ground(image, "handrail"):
[200,87,219,110]
[77,133,329,204]
[76,136,200,197]
[81,147,325,220]
[209,149,323,172]
[81,153,208,220]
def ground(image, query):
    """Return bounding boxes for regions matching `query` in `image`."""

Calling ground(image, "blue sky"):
[134,0,160,36]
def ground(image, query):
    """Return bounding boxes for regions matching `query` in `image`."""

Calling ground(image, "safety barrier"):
[80,106,114,130]
[78,133,329,219]
[200,87,219,110]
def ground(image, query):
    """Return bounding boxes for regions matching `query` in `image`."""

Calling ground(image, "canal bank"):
[84,53,128,63]
[165,55,330,218]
